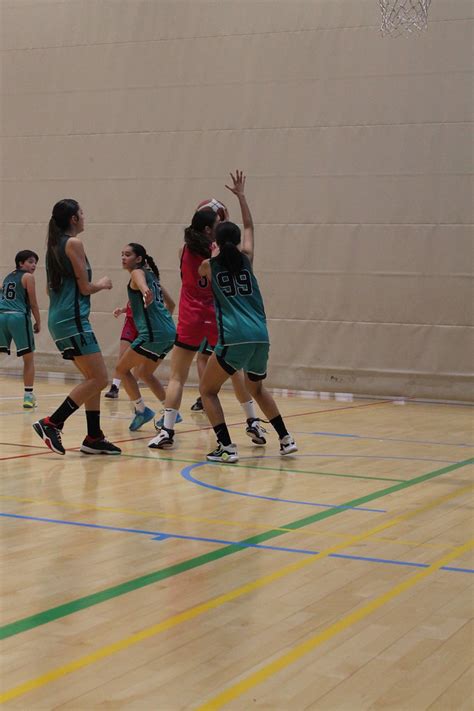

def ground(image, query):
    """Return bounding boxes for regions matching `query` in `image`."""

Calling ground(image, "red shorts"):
[175,318,218,351]
[120,315,138,343]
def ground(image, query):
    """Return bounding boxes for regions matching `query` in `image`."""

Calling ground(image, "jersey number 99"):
[216,270,253,298]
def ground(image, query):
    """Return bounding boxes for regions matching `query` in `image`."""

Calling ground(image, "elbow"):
[78,285,91,296]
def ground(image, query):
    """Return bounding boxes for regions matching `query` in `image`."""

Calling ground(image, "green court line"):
[120,453,406,483]
[1,457,471,641]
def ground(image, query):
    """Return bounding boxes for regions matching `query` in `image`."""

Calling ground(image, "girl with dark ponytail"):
[33,199,121,455]
[113,243,177,432]
[197,171,298,462]
[148,198,266,450]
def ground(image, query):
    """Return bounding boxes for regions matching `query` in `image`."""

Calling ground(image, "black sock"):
[213,423,231,447]
[86,410,102,439]
[270,415,289,439]
[49,396,79,428]
[24,387,33,393]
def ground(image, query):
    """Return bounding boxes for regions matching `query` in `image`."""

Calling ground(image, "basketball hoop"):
[379,0,432,36]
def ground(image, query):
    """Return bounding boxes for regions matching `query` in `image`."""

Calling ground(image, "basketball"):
[196,198,228,222]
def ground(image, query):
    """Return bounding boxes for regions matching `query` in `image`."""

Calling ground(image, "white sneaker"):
[206,442,239,463]
[245,418,267,445]
[280,434,298,456]
[148,428,174,449]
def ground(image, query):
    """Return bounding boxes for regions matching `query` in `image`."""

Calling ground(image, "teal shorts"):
[131,335,174,363]
[214,342,269,381]
[198,338,214,356]
[0,312,35,356]
[55,331,100,360]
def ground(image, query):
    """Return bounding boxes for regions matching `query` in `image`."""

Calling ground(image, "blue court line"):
[2,512,472,575]
[292,431,474,449]
[181,462,386,513]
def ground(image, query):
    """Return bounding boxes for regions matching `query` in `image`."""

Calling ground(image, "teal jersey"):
[0,270,30,315]
[210,253,269,346]
[127,268,176,343]
[47,235,92,340]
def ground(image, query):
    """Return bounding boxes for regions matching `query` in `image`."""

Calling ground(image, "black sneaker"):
[245,418,267,445]
[33,418,65,455]
[104,384,119,399]
[206,442,238,463]
[190,396,204,411]
[80,434,121,455]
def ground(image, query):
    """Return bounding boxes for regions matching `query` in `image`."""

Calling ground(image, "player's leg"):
[148,344,196,449]
[21,352,36,409]
[105,340,130,398]
[199,352,238,462]
[115,344,156,431]
[230,369,266,445]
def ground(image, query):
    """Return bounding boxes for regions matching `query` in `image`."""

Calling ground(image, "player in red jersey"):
[148,207,266,449]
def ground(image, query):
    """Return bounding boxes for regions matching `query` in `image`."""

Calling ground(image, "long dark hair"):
[128,243,160,281]
[46,199,80,291]
[184,209,217,258]
[214,221,242,275]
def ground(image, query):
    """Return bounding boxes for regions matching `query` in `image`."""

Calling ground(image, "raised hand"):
[225,170,246,198]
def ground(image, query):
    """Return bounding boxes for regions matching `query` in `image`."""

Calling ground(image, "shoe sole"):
[32,421,65,455]
[281,445,298,456]
[206,455,239,463]
[23,403,37,409]
[104,394,118,399]
[246,430,266,446]
[148,441,174,449]
[80,445,121,455]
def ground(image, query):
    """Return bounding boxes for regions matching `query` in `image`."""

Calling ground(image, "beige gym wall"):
[1,0,472,399]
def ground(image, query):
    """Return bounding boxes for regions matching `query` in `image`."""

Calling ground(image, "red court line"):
[0,399,391,461]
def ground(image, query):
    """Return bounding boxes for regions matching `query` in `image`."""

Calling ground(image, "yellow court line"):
[1,482,472,705]
[0,494,454,550]
[197,536,474,710]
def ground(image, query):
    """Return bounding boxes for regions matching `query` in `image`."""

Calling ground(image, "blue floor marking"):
[181,462,386,513]
[2,512,472,575]
[292,431,474,448]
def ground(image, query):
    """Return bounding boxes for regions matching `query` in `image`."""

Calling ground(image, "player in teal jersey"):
[33,199,121,456]
[114,243,177,431]
[198,171,297,462]
[0,250,41,408]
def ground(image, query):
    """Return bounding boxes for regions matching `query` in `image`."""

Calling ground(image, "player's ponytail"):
[184,209,216,258]
[215,222,243,275]
[145,254,160,281]
[128,243,160,281]
[46,199,80,291]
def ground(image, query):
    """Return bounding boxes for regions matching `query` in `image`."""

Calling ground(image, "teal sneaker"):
[23,392,37,409]
[129,406,155,432]
[154,411,183,430]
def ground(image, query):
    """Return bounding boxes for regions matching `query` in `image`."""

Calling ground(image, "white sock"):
[134,397,145,413]
[113,378,121,388]
[163,408,178,430]
[241,400,257,421]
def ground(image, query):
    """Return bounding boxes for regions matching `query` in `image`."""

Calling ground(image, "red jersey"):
[176,245,218,348]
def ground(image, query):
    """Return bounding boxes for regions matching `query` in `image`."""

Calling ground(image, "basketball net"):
[379,0,432,36]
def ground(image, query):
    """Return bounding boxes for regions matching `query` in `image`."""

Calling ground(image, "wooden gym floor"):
[0,374,472,710]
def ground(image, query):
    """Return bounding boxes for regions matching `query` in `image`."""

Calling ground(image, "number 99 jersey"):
[210,254,269,347]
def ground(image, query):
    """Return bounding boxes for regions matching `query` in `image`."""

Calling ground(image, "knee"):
[96,373,109,391]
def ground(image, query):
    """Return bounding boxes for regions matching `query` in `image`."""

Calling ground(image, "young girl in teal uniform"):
[0,250,41,408]
[114,243,176,430]
[33,199,121,455]
[198,172,297,462]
